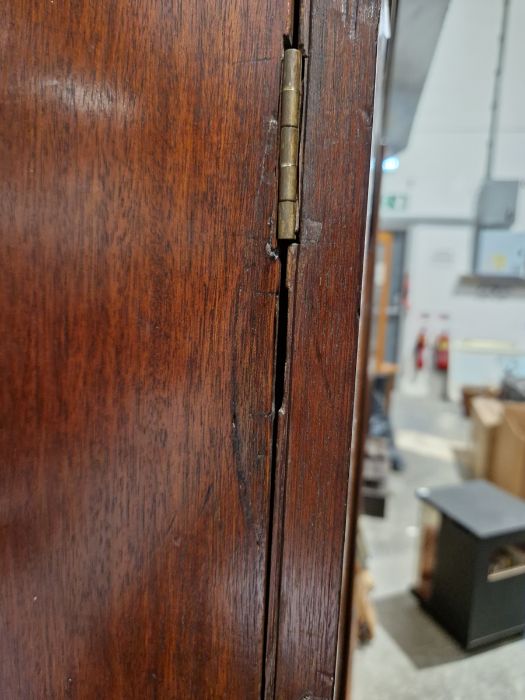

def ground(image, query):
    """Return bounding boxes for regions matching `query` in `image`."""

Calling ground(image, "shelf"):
[488,544,525,582]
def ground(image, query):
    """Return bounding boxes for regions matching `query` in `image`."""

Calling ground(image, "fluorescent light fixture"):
[382,156,400,172]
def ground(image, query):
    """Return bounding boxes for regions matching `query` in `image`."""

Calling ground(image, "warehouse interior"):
[350,0,525,698]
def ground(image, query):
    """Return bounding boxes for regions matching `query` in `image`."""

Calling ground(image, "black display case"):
[414,480,525,649]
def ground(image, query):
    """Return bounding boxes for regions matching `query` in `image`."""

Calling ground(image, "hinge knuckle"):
[278,49,302,241]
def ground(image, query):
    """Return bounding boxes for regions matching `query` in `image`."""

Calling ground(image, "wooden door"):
[0,2,286,697]
[265,2,382,699]
[0,1,381,698]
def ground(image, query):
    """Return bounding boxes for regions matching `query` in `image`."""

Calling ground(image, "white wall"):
[380,0,525,392]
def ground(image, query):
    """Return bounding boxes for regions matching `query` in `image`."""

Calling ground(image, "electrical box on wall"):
[476,230,525,278]
[477,180,519,228]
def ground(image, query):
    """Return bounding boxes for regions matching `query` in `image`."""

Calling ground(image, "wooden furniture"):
[354,564,377,643]
[415,480,525,649]
[336,2,398,693]
[0,0,382,697]
[470,396,504,478]
[491,403,525,499]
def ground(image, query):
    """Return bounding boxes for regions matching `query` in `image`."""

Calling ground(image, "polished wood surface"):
[338,4,397,689]
[272,1,381,698]
[0,2,289,697]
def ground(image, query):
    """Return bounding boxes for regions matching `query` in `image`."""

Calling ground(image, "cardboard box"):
[462,385,500,417]
[491,403,525,499]
[470,397,504,478]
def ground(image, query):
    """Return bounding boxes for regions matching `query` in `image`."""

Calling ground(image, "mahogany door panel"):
[271,1,381,698]
[0,2,289,697]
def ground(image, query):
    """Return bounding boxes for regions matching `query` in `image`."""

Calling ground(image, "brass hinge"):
[278,49,302,240]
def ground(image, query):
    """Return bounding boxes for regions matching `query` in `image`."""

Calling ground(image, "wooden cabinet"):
[0,1,381,697]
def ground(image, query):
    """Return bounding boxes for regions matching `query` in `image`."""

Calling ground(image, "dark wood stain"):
[0,1,289,697]
[264,243,299,700]
[337,5,398,688]
[272,1,381,698]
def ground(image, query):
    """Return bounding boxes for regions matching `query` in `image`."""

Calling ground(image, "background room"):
[349,0,525,698]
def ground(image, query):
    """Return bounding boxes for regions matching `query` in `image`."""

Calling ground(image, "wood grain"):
[0,2,289,697]
[264,243,299,700]
[272,1,381,698]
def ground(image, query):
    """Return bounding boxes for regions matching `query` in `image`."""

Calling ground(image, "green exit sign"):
[381,194,408,213]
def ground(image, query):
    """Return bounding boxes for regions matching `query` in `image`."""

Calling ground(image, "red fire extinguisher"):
[414,330,426,370]
[435,332,449,372]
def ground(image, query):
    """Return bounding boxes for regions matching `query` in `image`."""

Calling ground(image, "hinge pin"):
[278,49,302,240]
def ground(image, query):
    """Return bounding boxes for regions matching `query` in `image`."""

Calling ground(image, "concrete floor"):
[352,392,525,700]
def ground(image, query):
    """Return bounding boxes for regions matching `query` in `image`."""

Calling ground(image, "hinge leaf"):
[278,49,302,240]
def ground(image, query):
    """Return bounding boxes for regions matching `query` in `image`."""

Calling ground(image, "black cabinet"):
[415,480,525,649]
